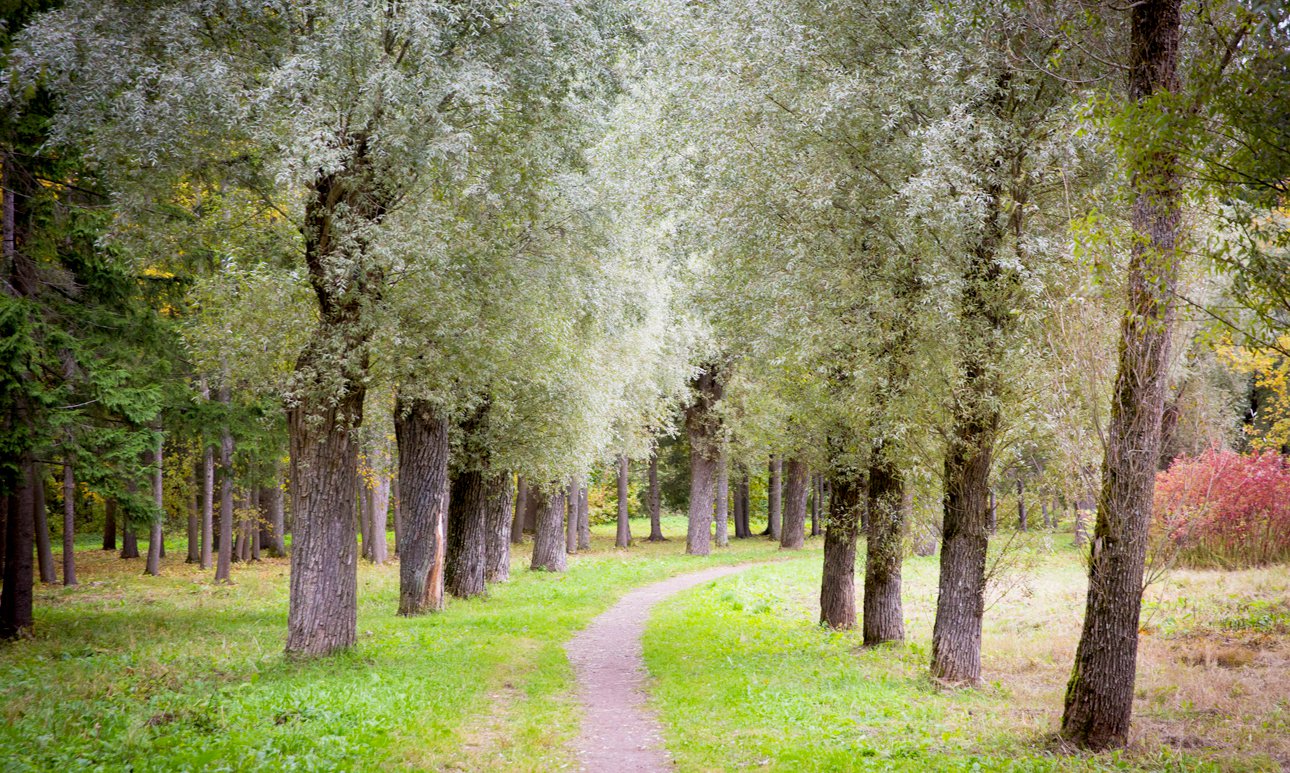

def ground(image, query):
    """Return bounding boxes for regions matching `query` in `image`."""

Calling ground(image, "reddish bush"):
[1154,449,1290,568]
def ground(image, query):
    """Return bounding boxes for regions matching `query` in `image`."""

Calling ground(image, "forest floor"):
[1,519,1287,771]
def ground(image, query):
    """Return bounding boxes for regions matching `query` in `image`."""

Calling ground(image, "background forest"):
[1,0,1288,770]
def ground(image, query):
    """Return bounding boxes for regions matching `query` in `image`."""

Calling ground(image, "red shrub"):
[1154,449,1290,568]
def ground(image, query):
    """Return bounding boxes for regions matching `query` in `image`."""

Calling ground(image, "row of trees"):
[1,0,1285,755]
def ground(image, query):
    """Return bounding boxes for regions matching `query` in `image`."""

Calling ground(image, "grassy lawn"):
[644,535,1290,772]
[1,515,785,772]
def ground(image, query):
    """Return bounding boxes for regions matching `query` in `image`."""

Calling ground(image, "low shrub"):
[1154,448,1290,568]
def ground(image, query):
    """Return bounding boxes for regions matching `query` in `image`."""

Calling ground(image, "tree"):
[615,454,631,548]
[685,368,722,556]
[780,458,807,550]
[1062,0,1185,749]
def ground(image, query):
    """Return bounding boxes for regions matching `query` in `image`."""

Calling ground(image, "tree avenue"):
[2,0,1287,765]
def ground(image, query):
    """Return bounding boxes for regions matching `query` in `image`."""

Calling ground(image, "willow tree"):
[16,0,623,655]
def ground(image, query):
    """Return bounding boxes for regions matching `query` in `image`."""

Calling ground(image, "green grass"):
[2,515,783,772]
[643,536,1290,772]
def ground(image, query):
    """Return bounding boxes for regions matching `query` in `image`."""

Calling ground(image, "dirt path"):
[566,563,755,772]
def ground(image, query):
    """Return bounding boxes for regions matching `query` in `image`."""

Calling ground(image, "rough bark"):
[615,453,631,548]
[145,439,163,576]
[395,397,449,615]
[285,383,364,655]
[863,455,905,645]
[781,457,808,550]
[511,477,528,544]
[685,368,722,556]
[820,473,862,629]
[715,450,729,547]
[446,468,489,599]
[33,467,55,583]
[530,484,567,572]
[767,455,782,540]
[62,463,77,586]
[0,464,35,639]
[484,472,514,583]
[647,454,664,541]
[1062,0,1182,749]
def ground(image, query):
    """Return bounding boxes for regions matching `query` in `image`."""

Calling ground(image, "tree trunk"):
[685,368,722,556]
[767,455,782,540]
[392,475,402,556]
[820,473,861,629]
[445,468,489,599]
[523,481,539,533]
[781,457,808,550]
[1063,0,1182,749]
[809,474,821,537]
[647,454,664,541]
[0,462,35,639]
[1017,480,1027,532]
[33,467,55,583]
[266,480,286,557]
[285,380,365,656]
[249,488,261,562]
[1042,500,1051,530]
[863,455,905,645]
[484,472,514,583]
[566,476,579,554]
[931,423,994,684]
[615,453,631,548]
[395,397,449,616]
[103,499,116,551]
[743,474,753,542]
[186,463,200,563]
[145,438,163,576]
[530,484,567,572]
[715,450,729,547]
[577,482,590,551]
[511,477,527,544]
[358,485,372,561]
[370,472,390,565]
[62,463,77,586]
[120,477,140,560]
[215,388,233,582]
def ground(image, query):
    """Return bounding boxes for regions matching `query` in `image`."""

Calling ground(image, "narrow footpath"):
[566,564,755,772]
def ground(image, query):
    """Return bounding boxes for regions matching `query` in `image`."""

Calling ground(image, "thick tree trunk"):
[103,499,116,551]
[577,483,590,551]
[33,468,55,583]
[530,484,567,572]
[0,462,35,639]
[820,474,861,629]
[781,457,808,550]
[863,455,905,645]
[735,476,751,538]
[145,439,163,576]
[395,398,449,616]
[484,472,514,583]
[285,382,365,655]
[62,463,77,586]
[931,425,994,684]
[446,468,489,599]
[1062,0,1182,749]
[511,477,527,544]
[615,453,631,548]
[767,455,782,540]
[647,454,664,541]
[566,477,579,554]
[685,369,722,556]
[715,450,729,547]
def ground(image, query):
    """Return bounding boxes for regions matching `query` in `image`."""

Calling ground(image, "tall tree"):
[1062,0,1184,749]
[615,454,631,548]
[685,368,722,556]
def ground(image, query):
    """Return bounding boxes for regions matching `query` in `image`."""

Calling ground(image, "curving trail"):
[566,564,754,772]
